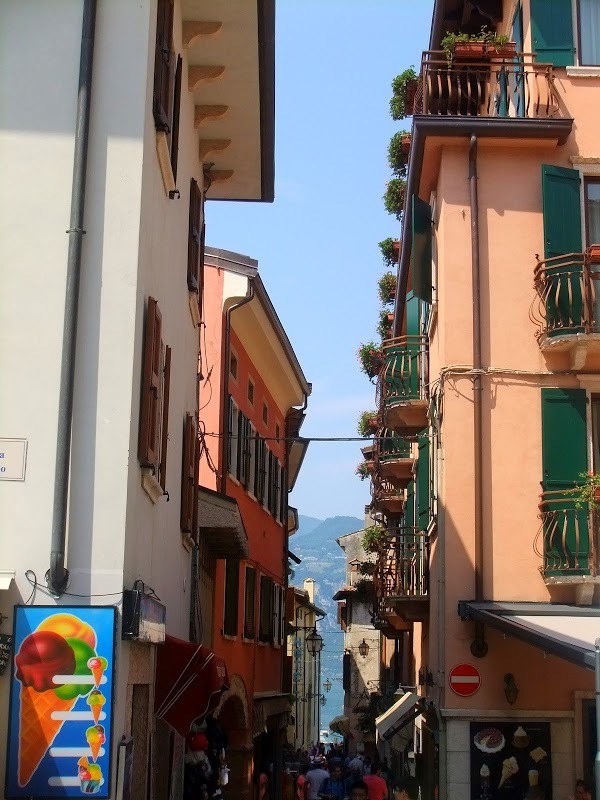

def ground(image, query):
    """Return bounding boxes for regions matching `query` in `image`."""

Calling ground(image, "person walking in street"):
[348,780,369,800]
[296,765,309,800]
[317,763,346,800]
[305,756,329,800]
[363,764,390,800]
[392,776,420,800]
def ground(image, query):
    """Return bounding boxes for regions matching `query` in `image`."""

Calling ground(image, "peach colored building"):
[199,247,311,799]
[365,2,600,798]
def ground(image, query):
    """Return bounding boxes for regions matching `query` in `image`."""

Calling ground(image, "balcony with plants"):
[375,430,415,489]
[378,335,429,435]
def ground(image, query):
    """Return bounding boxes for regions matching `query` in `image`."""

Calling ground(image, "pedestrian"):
[347,753,365,776]
[305,756,329,800]
[363,764,390,800]
[318,762,346,800]
[296,765,309,800]
[348,780,369,800]
[392,776,420,800]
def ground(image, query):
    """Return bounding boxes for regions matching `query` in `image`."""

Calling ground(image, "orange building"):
[199,248,311,799]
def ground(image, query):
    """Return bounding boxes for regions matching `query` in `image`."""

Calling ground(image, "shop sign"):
[0,632,13,675]
[6,606,117,798]
[448,662,481,696]
[470,720,552,799]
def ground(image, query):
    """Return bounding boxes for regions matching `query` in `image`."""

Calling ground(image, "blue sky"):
[207,0,433,520]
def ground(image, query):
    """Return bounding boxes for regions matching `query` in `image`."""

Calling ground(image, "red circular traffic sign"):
[448,663,481,697]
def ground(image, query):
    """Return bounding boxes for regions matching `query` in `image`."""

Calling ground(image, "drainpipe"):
[469,135,488,658]
[49,0,97,596]
[220,281,255,494]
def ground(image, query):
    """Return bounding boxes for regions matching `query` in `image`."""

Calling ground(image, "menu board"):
[470,721,552,800]
[6,606,117,798]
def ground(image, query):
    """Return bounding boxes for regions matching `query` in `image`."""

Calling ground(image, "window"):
[275,423,280,441]
[258,575,274,642]
[230,352,238,381]
[247,379,255,405]
[180,413,197,536]
[153,0,182,180]
[247,423,257,496]
[223,559,239,636]
[187,180,205,311]
[273,583,282,646]
[262,445,271,510]
[584,178,600,245]
[238,412,250,487]
[255,438,266,503]
[243,567,256,639]
[262,403,268,425]
[227,397,239,478]
[577,0,600,66]
[531,0,600,67]
[139,298,171,491]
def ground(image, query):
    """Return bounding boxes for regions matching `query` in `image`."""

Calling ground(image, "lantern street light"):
[358,639,370,658]
[320,695,327,707]
[306,629,324,657]
[323,678,332,693]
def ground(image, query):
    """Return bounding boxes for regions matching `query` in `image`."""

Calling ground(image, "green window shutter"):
[412,195,433,304]
[542,165,582,259]
[541,388,587,490]
[404,479,416,528]
[417,433,430,531]
[530,0,574,67]
[405,292,420,337]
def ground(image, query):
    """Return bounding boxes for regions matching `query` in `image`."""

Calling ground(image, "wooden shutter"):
[198,223,205,319]
[244,566,256,638]
[191,421,200,544]
[412,195,433,304]
[417,431,430,531]
[180,413,196,532]
[158,346,171,490]
[542,165,582,259]
[259,575,274,642]
[223,559,239,636]
[139,297,162,469]
[342,653,351,692]
[187,179,202,292]
[170,55,182,181]
[404,479,416,528]
[530,0,574,67]
[153,0,174,131]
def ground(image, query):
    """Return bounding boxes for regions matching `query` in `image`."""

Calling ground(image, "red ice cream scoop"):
[15,631,76,692]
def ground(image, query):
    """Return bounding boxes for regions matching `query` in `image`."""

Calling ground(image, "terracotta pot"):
[366,416,379,434]
[400,135,412,156]
[594,486,600,501]
[587,244,600,263]
[487,41,517,57]
[454,42,487,59]
[404,80,418,115]
[392,239,401,258]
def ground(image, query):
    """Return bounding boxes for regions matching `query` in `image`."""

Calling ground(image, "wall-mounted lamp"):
[320,695,327,706]
[504,673,519,705]
[323,679,332,693]
[358,639,370,658]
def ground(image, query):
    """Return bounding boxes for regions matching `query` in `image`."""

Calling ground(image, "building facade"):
[364,1,600,798]
[0,1,273,799]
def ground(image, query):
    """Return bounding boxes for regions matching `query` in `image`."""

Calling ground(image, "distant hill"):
[295,514,323,539]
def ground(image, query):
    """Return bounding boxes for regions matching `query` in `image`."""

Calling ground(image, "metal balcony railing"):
[419,52,561,119]
[374,529,430,600]
[379,335,429,406]
[535,491,596,577]
[531,252,600,339]
[377,430,411,462]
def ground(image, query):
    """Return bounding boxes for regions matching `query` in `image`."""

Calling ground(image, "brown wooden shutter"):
[180,413,196,532]
[139,297,162,470]
[158,345,171,490]
[259,576,274,642]
[170,55,182,181]
[244,566,256,639]
[223,559,239,636]
[191,416,200,544]
[197,222,205,318]
[153,0,174,132]
[187,179,201,292]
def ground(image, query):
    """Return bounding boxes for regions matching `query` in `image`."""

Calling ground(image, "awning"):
[198,486,249,559]
[329,715,350,736]
[376,691,422,746]
[0,571,15,590]
[155,635,229,736]
[458,601,600,671]
[253,694,291,734]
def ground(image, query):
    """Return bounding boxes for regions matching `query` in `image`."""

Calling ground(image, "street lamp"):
[323,678,332,693]
[306,629,324,657]
[358,639,370,658]
[320,695,327,706]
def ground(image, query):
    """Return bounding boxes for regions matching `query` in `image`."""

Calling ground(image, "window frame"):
[575,0,600,67]
[152,0,182,180]
[583,176,600,246]
[227,397,239,479]
[247,378,255,405]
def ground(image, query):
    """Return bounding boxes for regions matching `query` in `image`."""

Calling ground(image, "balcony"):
[531,251,600,369]
[419,52,561,120]
[535,491,600,605]
[379,336,429,435]
[373,529,430,622]
[376,430,415,489]
[372,475,405,516]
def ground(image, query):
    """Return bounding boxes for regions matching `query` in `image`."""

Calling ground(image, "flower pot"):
[366,416,379,434]
[404,79,418,116]
[392,239,401,259]
[454,42,488,60]
[487,41,517,58]
[400,135,412,156]
[587,244,600,263]
[594,486,600,501]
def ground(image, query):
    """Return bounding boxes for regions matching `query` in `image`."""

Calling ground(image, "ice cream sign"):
[6,606,116,798]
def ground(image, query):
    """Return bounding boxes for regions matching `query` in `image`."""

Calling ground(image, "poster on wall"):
[5,606,117,798]
[470,721,552,800]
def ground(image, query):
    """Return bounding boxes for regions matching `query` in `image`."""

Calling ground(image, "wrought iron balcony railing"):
[374,529,430,600]
[535,491,596,578]
[378,430,411,462]
[379,335,428,405]
[531,252,600,339]
[419,52,561,119]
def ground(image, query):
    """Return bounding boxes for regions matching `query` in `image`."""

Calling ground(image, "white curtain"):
[587,182,600,244]
[579,0,600,66]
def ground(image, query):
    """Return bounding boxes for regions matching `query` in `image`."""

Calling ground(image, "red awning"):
[154,635,229,737]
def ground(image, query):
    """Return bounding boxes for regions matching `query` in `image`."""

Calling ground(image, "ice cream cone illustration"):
[86,725,106,762]
[498,757,518,789]
[87,690,106,724]
[87,657,107,689]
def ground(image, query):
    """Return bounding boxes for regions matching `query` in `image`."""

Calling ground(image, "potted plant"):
[377,309,394,341]
[353,577,375,599]
[388,131,411,178]
[390,67,418,120]
[357,341,383,378]
[357,410,379,437]
[378,237,400,267]
[356,461,373,481]
[383,177,406,220]
[378,272,396,305]
[441,27,515,63]
[362,524,388,553]
[587,244,600,263]
[568,472,600,510]
[358,560,376,577]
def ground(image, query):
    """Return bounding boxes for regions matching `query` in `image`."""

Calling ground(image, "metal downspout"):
[220,282,255,494]
[436,433,447,800]
[469,135,488,657]
[49,0,97,596]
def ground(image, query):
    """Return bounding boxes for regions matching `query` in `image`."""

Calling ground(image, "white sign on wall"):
[0,438,28,481]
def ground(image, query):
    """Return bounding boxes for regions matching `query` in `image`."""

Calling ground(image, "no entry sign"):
[448,663,481,697]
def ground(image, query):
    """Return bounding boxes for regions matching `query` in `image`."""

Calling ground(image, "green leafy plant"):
[357,341,383,378]
[356,461,372,481]
[390,67,418,120]
[362,524,388,553]
[378,272,396,305]
[441,26,511,62]
[353,577,375,599]
[388,131,411,178]
[357,410,379,437]
[358,560,376,576]
[567,471,600,510]
[378,237,399,267]
[377,309,394,341]
[383,177,406,219]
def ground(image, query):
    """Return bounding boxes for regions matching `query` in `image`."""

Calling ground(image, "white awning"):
[375,691,421,745]
[0,571,15,590]
[329,715,350,736]
[459,601,600,671]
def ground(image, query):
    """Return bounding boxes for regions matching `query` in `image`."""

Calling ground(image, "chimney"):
[303,578,315,603]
